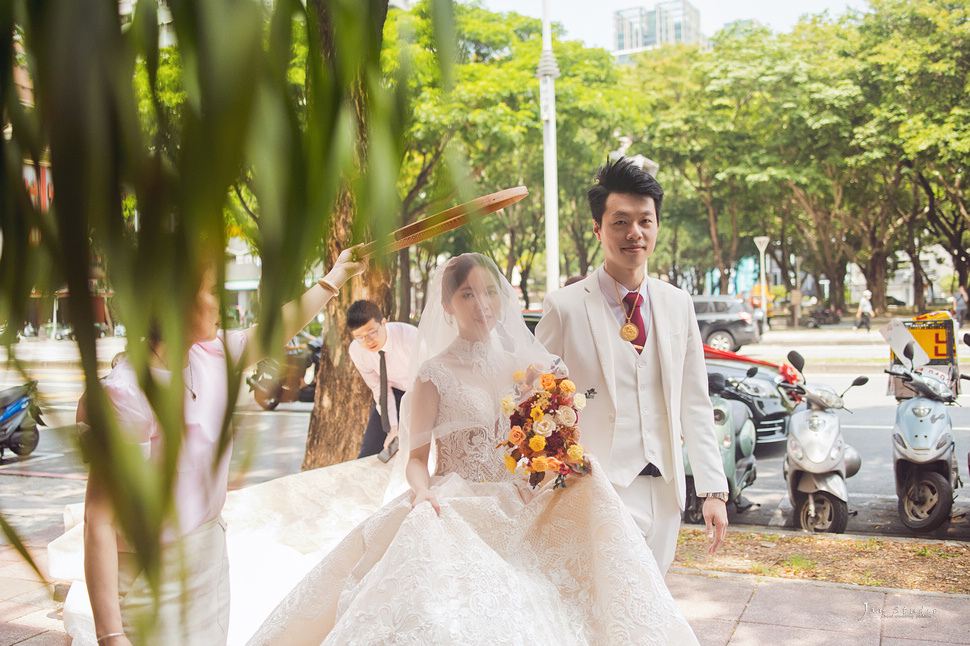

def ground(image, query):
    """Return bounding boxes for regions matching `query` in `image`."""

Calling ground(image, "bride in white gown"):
[247,253,697,646]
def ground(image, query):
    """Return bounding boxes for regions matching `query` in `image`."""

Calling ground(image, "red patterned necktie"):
[623,291,646,354]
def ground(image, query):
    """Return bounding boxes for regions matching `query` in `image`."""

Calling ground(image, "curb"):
[667,566,970,599]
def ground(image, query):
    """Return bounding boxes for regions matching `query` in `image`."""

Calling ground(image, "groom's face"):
[593,192,658,272]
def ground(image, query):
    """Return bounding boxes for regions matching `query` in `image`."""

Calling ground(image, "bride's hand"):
[411,488,440,515]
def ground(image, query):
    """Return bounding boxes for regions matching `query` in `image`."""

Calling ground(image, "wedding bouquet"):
[498,369,594,489]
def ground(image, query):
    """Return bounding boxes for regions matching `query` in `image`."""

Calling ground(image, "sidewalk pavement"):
[2,526,967,646]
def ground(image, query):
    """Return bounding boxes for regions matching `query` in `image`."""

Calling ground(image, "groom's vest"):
[607,308,674,488]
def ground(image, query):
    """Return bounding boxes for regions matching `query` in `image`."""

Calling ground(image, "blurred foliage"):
[0,0,452,631]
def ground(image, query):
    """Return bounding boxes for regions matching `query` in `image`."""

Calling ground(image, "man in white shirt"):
[347,300,419,459]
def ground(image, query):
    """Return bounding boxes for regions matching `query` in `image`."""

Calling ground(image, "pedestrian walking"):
[855,290,873,332]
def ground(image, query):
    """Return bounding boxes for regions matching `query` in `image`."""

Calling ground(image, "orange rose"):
[531,456,549,472]
[508,426,527,445]
[560,379,576,394]
[544,457,563,472]
[540,373,557,390]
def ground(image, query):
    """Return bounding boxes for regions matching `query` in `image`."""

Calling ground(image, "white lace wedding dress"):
[247,338,698,646]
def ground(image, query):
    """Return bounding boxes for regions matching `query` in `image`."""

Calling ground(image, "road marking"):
[842,424,970,431]
[0,470,86,480]
[0,452,64,469]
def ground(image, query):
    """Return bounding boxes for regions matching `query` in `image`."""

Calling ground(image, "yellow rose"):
[529,435,547,452]
[531,456,548,472]
[540,373,557,390]
[573,393,586,410]
[513,370,526,383]
[508,426,527,445]
[531,406,544,422]
[560,379,576,394]
[501,395,515,416]
[567,444,585,462]
[505,454,517,473]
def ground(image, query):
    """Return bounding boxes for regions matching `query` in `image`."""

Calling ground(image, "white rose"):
[501,395,515,416]
[534,419,556,437]
[557,406,577,427]
[573,393,587,410]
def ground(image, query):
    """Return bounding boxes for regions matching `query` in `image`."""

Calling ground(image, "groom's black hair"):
[587,157,664,225]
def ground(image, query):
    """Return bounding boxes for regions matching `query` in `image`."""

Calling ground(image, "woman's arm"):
[83,471,133,646]
[242,246,367,364]
[404,378,441,514]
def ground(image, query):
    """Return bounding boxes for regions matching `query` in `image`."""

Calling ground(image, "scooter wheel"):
[899,471,952,533]
[682,478,705,525]
[9,425,39,456]
[796,491,848,533]
[255,390,281,411]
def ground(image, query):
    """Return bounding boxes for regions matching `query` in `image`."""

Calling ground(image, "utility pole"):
[538,0,560,294]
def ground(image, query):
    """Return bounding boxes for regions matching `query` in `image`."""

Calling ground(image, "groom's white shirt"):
[537,265,727,510]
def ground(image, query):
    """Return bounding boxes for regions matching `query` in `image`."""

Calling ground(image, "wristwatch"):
[704,492,730,502]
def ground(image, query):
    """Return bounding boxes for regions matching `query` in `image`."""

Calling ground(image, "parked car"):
[691,295,760,352]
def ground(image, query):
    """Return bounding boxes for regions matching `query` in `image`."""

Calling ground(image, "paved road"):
[2,327,970,544]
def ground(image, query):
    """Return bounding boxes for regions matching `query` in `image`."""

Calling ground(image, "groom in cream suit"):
[537,157,728,573]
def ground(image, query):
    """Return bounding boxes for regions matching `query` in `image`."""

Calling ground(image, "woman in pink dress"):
[80,248,365,646]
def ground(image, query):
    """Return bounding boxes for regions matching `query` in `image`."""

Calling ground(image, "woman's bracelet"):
[97,633,124,644]
[317,278,340,296]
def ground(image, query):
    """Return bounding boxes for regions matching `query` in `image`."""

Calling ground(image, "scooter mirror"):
[964,332,970,347]
[852,376,869,387]
[745,366,758,378]
[787,351,805,374]
[903,342,915,361]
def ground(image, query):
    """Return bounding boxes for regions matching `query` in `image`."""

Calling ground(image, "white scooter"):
[782,351,866,533]
[885,341,964,533]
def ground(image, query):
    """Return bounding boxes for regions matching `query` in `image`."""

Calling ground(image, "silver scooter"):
[885,341,964,533]
[782,351,866,533]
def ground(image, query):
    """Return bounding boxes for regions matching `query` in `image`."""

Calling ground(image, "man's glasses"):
[353,326,382,343]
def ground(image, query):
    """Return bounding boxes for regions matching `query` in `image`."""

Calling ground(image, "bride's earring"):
[444,312,454,326]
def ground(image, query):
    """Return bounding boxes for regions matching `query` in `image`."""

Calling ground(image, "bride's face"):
[446,265,502,338]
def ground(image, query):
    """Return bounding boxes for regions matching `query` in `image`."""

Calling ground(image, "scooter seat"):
[0,384,30,409]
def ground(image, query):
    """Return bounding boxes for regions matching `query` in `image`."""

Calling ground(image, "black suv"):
[691,295,760,352]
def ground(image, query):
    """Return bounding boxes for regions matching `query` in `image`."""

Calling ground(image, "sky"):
[478,0,871,50]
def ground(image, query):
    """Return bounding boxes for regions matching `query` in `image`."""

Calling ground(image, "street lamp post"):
[753,236,770,332]
[538,0,560,295]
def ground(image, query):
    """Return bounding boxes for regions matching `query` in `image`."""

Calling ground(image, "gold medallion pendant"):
[620,323,640,342]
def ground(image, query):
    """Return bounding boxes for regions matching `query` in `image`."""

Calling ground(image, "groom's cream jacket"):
[537,267,727,509]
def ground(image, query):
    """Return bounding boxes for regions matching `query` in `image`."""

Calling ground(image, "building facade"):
[613,0,707,64]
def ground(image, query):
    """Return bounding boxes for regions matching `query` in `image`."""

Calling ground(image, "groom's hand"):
[703,497,728,554]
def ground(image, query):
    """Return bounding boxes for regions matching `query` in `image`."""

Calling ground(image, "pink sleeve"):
[101,363,157,457]
[221,329,248,365]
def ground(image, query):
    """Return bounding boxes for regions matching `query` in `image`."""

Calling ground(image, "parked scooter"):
[247,335,322,410]
[0,381,45,458]
[885,340,964,533]
[683,367,759,523]
[782,351,866,533]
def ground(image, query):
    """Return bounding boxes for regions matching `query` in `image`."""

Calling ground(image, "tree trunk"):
[302,0,390,470]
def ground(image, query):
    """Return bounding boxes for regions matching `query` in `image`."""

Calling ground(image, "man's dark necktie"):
[379,350,390,434]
